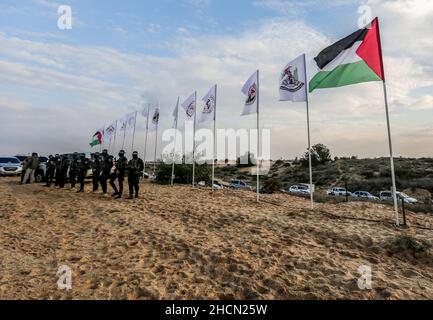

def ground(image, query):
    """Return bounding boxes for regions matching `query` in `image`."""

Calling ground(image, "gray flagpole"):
[108,136,112,154]
[112,121,118,155]
[383,81,399,226]
[256,70,260,203]
[131,111,138,154]
[192,91,197,188]
[376,18,399,226]
[121,123,126,151]
[171,97,179,186]
[303,54,314,209]
[143,104,150,174]
[153,102,159,174]
[212,85,217,192]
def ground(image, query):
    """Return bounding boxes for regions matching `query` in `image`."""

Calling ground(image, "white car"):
[380,191,418,204]
[327,187,352,197]
[352,191,379,201]
[0,157,23,176]
[289,184,311,194]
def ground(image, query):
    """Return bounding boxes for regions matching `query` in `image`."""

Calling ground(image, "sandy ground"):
[0,176,432,300]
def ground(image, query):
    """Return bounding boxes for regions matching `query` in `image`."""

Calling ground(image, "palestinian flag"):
[90,130,103,147]
[309,18,384,92]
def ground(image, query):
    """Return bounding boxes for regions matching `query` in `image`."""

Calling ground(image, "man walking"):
[110,150,128,199]
[99,150,113,197]
[69,152,79,190]
[45,155,56,187]
[76,154,89,193]
[91,152,101,192]
[22,153,39,184]
[127,151,144,200]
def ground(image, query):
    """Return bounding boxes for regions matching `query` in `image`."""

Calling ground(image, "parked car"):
[289,184,311,195]
[327,187,352,197]
[0,157,23,176]
[380,191,418,204]
[229,180,252,190]
[352,191,379,201]
[14,155,30,165]
[35,156,48,183]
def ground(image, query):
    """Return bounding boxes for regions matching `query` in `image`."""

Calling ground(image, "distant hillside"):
[215,157,433,198]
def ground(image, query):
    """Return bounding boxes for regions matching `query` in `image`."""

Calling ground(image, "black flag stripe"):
[314,28,368,69]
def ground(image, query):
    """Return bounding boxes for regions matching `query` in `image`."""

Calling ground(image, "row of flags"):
[88,18,400,226]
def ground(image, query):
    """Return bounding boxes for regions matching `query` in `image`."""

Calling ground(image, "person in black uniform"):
[45,155,56,187]
[110,150,128,199]
[127,151,144,199]
[58,155,69,189]
[69,152,79,189]
[91,152,101,192]
[76,154,88,193]
[55,154,63,188]
[99,150,113,196]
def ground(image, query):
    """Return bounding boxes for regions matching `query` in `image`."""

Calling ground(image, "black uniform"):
[69,154,79,188]
[99,151,113,194]
[127,152,144,199]
[91,153,101,192]
[45,156,56,187]
[55,156,63,188]
[76,155,88,192]
[110,152,128,198]
[57,156,69,188]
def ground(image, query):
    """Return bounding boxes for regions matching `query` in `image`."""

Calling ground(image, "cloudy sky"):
[0,0,432,160]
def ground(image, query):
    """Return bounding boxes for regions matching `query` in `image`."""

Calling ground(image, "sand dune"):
[0,177,432,300]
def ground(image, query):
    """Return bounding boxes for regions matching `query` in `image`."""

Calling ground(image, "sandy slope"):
[0,177,432,300]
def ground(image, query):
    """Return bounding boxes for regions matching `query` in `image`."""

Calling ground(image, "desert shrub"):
[262,179,282,194]
[155,163,210,185]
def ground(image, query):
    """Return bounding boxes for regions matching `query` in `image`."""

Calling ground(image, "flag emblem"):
[152,110,159,125]
[185,101,195,118]
[245,83,257,105]
[203,96,215,114]
[280,66,304,93]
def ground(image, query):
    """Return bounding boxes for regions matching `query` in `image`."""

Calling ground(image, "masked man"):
[127,151,144,199]
[45,155,56,187]
[110,150,128,199]
[99,150,113,196]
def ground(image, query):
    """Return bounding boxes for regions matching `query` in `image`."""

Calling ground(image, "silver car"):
[0,157,23,176]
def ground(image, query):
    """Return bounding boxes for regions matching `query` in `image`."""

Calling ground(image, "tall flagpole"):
[112,121,118,155]
[108,136,112,155]
[212,85,217,192]
[171,97,179,186]
[143,104,150,174]
[303,54,314,209]
[121,124,126,151]
[256,70,260,203]
[153,102,159,174]
[383,81,399,226]
[192,91,197,188]
[376,18,399,226]
[131,111,138,153]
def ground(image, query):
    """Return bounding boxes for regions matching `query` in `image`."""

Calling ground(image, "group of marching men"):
[44,149,145,199]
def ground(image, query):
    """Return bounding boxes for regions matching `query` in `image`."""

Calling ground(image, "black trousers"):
[70,171,77,188]
[78,173,86,191]
[92,172,100,191]
[57,172,66,188]
[99,173,109,194]
[128,173,140,196]
[110,172,125,196]
[46,168,55,187]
